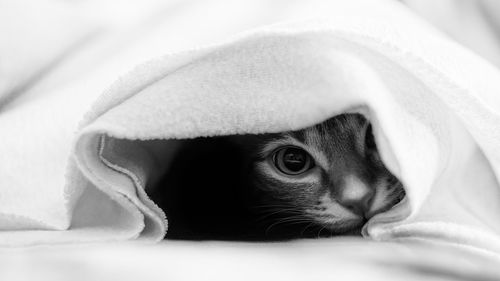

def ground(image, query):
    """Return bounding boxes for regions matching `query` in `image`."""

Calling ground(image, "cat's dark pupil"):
[282,148,307,172]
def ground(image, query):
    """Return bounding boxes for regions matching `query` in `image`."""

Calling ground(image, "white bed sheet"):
[1,239,498,281]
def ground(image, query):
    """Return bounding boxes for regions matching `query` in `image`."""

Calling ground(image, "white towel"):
[2,0,500,259]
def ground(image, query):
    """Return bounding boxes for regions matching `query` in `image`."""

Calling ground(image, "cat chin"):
[317,218,366,235]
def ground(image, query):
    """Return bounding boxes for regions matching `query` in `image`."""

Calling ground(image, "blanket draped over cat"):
[1,0,500,260]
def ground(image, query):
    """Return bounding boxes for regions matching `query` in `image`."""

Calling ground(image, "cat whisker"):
[300,222,316,236]
[255,208,304,221]
[250,204,301,211]
[264,216,311,235]
[263,215,310,224]
[257,207,302,214]
[305,210,339,219]
[251,203,297,208]
[316,226,326,238]
[256,212,308,228]
[254,206,302,213]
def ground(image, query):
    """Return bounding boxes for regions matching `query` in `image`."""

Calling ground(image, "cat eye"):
[272,146,314,175]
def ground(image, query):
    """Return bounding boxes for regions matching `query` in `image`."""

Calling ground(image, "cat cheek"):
[367,182,391,211]
[366,150,382,165]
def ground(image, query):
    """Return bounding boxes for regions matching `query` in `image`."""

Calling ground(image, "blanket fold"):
[2,0,500,259]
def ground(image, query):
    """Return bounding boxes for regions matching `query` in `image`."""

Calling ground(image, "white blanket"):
[2,0,500,261]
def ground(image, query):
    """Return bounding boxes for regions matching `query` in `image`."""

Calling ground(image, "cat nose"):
[337,175,374,217]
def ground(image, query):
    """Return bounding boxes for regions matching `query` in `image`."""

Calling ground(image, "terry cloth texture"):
[1,0,500,261]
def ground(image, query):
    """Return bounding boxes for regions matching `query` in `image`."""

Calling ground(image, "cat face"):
[251,114,405,234]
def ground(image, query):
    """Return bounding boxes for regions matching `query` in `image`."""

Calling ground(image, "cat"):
[244,113,405,236]
[152,113,405,240]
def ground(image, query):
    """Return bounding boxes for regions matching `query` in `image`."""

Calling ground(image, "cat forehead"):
[293,114,368,147]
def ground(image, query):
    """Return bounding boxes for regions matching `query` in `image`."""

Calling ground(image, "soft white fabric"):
[2,0,388,245]
[0,0,97,108]
[2,239,500,281]
[402,0,500,68]
[2,0,500,262]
